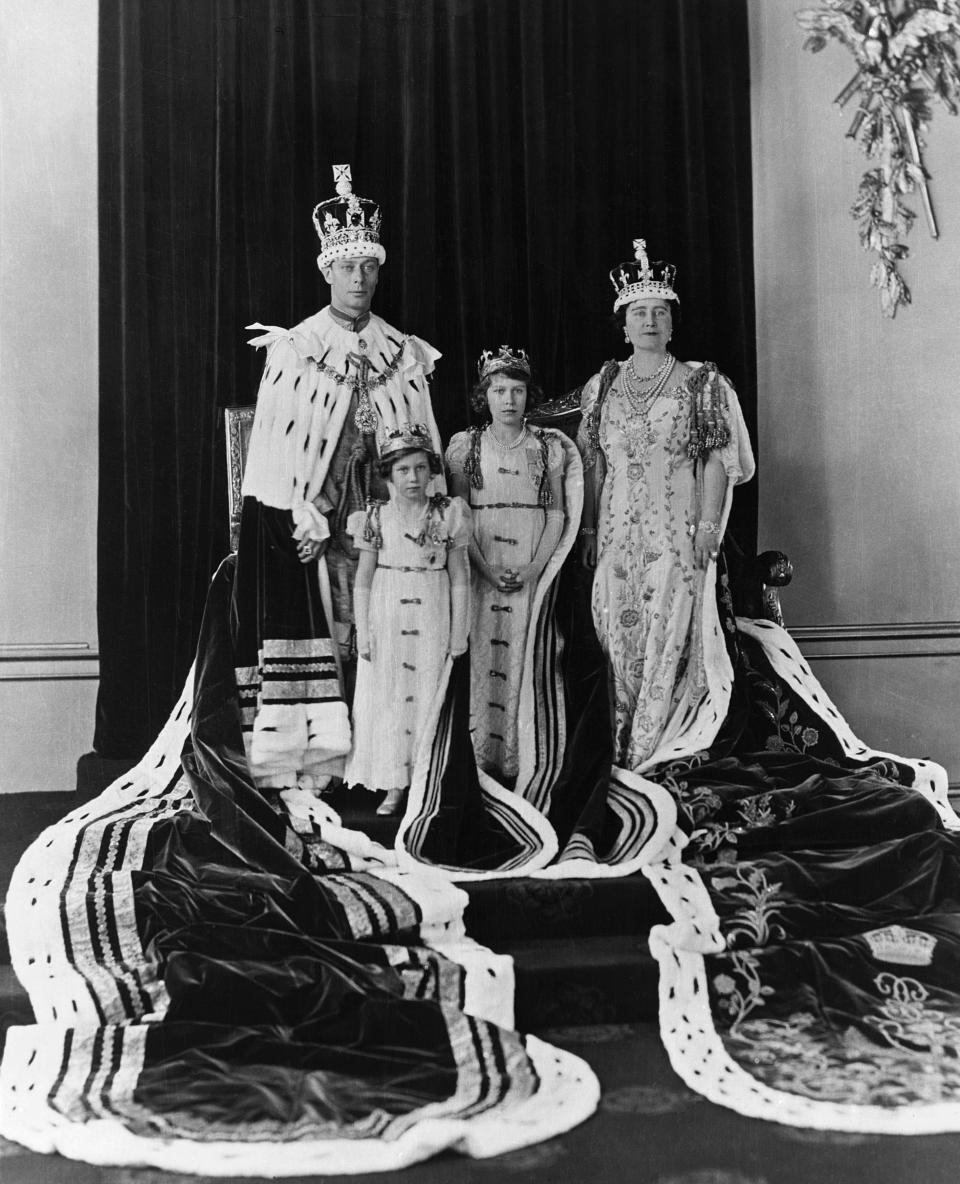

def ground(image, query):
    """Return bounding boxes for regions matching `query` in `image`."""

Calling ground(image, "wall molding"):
[789,621,960,662]
[0,643,99,682]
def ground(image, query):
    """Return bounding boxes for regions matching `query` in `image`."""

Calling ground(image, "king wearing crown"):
[236,165,444,792]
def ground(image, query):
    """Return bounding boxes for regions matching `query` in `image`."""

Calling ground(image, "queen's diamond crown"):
[610,237,678,312]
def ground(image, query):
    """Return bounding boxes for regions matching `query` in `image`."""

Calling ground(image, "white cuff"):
[291,501,330,543]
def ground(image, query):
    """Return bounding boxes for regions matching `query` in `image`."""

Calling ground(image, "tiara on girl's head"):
[609,238,678,312]
[477,345,531,379]
[379,422,434,460]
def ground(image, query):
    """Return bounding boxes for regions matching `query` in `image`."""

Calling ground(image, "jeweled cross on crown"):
[633,238,653,280]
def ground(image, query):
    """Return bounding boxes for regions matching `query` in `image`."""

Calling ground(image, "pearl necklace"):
[628,351,673,385]
[621,353,675,415]
[487,423,528,451]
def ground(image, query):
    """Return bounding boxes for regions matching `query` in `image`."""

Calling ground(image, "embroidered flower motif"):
[713,974,737,996]
[801,727,819,748]
[620,608,640,628]
[627,462,643,481]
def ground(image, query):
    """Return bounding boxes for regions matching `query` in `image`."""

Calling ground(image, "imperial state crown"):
[312,164,385,268]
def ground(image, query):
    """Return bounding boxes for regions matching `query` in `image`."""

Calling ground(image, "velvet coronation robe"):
[0,314,599,1173]
[237,307,445,789]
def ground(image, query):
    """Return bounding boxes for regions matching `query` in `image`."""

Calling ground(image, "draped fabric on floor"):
[0,558,599,1174]
[648,619,960,1132]
[94,0,757,759]
[388,549,960,1128]
[9,565,960,1156]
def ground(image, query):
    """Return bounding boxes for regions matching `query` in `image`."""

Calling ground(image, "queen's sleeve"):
[576,373,602,470]
[717,377,756,486]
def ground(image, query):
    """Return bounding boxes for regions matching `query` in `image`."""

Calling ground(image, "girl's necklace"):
[487,423,528,451]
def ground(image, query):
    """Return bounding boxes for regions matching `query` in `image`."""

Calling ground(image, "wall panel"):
[0,1,99,792]
[749,0,960,780]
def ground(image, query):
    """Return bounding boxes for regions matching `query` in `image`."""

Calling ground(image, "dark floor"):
[2,1018,959,1184]
[2,764,960,1182]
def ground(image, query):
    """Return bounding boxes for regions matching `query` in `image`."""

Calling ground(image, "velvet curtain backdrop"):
[95,0,757,758]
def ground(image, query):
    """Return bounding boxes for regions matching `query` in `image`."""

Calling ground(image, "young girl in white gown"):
[345,424,471,814]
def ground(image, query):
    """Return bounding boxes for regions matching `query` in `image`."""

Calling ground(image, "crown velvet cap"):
[610,238,678,312]
[313,164,386,268]
[477,345,532,379]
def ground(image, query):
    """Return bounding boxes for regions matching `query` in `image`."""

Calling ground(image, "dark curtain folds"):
[96,0,758,758]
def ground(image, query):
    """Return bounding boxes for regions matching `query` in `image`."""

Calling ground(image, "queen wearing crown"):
[446,348,572,782]
[577,240,755,769]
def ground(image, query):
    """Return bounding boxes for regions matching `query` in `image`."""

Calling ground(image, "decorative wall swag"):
[796,0,960,317]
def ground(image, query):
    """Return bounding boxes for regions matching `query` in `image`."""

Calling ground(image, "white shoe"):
[376,788,406,816]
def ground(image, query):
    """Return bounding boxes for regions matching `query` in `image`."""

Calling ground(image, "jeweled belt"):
[470,502,543,510]
[377,563,445,573]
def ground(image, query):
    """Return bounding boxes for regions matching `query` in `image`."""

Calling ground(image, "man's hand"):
[580,533,598,570]
[297,537,327,564]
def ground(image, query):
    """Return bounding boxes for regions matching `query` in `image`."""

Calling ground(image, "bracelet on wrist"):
[697,520,720,535]
[580,526,597,536]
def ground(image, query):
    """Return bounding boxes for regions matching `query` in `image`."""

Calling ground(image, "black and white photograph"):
[2,2,960,1181]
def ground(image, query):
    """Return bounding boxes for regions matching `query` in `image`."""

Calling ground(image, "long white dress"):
[345,496,470,791]
[446,427,565,779]
[578,363,750,769]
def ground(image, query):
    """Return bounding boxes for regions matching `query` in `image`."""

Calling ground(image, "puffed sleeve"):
[546,431,566,475]
[443,496,473,549]
[346,508,379,551]
[716,377,756,486]
[445,431,471,478]
[576,373,602,469]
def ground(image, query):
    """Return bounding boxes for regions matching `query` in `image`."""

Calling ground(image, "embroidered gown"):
[344,496,471,791]
[446,428,565,780]
[578,363,748,769]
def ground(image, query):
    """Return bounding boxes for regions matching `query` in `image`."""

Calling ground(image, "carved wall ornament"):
[796,0,960,316]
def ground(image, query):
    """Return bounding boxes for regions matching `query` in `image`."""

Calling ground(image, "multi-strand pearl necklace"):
[621,353,676,416]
